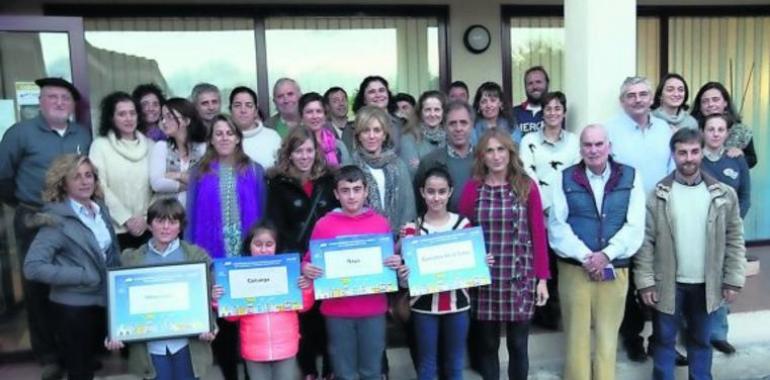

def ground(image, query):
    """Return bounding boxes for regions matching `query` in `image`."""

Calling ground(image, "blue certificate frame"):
[107,261,211,342]
[213,254,303,317]
[310,233,398,300]
[401,226,491,296]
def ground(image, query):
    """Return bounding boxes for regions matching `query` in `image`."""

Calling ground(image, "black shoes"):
[647,343,688,366]
[625,340,648,362]
[711,340,736,354]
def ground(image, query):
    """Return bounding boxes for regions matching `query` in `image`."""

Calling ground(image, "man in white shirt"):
[549,124,645,380]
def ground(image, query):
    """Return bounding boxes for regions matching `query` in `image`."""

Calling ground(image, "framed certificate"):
[310,233,398,300]
[401,226,491,296]
[213,254,303,317]
[107,261,211,342]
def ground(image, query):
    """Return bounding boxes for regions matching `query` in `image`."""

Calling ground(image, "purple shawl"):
[185,161,266,258]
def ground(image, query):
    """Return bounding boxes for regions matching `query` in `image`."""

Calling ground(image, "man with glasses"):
[606,76,673,363]
[0,77,92,380]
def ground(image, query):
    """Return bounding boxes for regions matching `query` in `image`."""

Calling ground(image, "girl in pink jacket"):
[213,221,314,380]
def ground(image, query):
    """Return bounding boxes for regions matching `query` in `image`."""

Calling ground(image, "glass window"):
[669,16,770,240]
[508,17,659,102]
[265,16,440,115]
[84,17,257,128]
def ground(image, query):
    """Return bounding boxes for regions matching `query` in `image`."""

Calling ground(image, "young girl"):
[213,220,313,380]
[398,166,492,380]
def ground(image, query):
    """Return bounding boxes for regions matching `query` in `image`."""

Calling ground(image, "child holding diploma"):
[302,165,402,380]
[105,198,216,380]
[397,166,493,380]
[212,220,314,380]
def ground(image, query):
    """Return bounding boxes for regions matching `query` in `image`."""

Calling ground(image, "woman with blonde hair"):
[351,105,415,234]
[24,154,121,380]
[458,128,550,380]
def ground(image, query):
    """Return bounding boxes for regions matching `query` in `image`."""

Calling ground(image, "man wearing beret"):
[0,77,91,380]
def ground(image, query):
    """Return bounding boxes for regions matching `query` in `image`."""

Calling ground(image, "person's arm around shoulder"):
[721,185,746,302]
[634,194,660,306]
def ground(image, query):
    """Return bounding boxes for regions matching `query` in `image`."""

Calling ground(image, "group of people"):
[0,65,750,380]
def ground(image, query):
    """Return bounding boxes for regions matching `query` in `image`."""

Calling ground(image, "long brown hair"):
[270,125,329,181]
[471,128,531,202]
[197,114,251,175]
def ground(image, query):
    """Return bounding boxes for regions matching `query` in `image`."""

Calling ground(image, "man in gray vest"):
[548,124,645,380]
[0,77,91,380]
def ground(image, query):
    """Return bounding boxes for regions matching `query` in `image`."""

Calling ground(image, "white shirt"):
[242,123,281,169]
[548,163,646,262]
[367,165,386,210]
[519,128,580,212]
[69,198,112,259]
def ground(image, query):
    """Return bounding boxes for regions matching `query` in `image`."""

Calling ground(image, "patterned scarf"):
[421,123,446,148]
[351,147,401,225]
[318,128,340,167]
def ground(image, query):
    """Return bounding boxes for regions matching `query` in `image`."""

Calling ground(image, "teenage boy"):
[302,165,401,380]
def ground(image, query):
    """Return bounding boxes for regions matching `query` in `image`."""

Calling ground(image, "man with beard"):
[513,66,550,136]
[635,128,745,380]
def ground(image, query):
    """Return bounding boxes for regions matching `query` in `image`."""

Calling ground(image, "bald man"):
[548,124,645,380]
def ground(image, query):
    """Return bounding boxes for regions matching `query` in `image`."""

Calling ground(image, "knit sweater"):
[242,123,281,170]
[305,208,394,318]
[89,131,152,233]
[651,108,698,130]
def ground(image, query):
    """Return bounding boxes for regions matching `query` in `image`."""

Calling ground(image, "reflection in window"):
[265,16,439,115]
[84,18,257,127]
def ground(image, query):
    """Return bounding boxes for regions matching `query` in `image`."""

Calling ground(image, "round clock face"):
[464,25,491,54]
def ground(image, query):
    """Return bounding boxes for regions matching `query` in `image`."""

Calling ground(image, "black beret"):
[34,77,81,101]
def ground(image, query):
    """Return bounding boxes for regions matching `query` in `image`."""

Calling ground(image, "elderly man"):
[635,128,745,380]
[0,77,92,380]
[190,82,221,130]
[513,66,550,136]
[267,77,302,138]
[606,76,673,361]
[413,100,475,213]
[548,124,645,380]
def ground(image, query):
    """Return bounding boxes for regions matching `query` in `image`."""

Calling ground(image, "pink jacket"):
[304,208,393,318]
[226,286,314,362]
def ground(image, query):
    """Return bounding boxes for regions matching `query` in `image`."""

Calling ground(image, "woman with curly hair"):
[24,154,121,380]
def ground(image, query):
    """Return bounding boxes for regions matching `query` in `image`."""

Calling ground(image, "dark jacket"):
[23,200,120,306]
[267,172,340,253]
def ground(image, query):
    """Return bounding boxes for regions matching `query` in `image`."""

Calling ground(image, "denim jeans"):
[412,311,469,380]
[150,345,196,380]
[325,315,386,380]
[652,283,714,380]
[476,320,530,380]
[710,305,730,342]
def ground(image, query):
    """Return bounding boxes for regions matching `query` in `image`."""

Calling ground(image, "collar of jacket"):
[570,157,625,195]
[654,171,726,200]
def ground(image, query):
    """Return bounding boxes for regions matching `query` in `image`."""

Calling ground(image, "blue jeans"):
[710,305,730,342]
[150,345,196,380]
[653,283,714,380]
[325,315,386,380]
[412,311,469,380]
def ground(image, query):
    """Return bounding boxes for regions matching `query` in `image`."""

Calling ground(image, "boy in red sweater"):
[302,165,401,380]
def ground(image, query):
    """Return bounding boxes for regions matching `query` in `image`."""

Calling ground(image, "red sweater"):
[304,208,394,318]
[457,179,550,280]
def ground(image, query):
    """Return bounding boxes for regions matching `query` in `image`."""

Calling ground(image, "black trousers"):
[620,266,649,346]
[51,302,105,380]
[297,303,333,377]
[213,317,241,380]
[14,206,59,365]
[476,320,531,380]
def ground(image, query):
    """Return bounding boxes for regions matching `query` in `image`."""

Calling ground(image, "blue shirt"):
[606,112,672,193]
[68,198,112,259]
[144,239,190,355]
